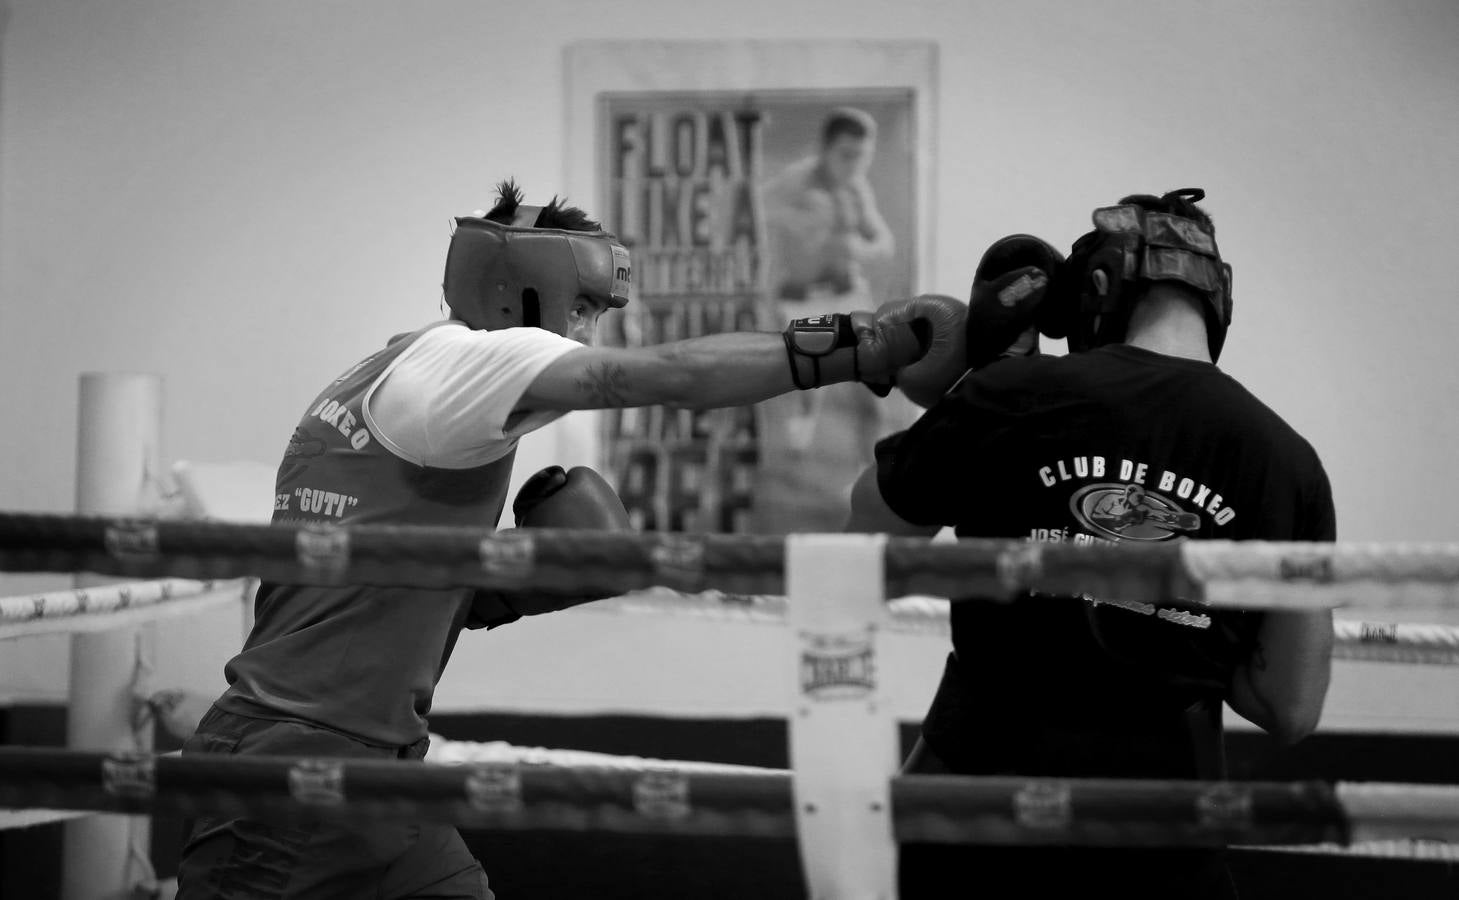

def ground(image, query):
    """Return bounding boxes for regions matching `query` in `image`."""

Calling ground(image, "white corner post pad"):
[787,533,898,900]
[66,372,163,900]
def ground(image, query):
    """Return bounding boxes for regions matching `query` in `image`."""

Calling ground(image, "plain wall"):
[1,1,1456,729]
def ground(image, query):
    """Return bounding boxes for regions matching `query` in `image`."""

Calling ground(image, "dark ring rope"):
[0,747,1349,847]
[0,512,1202,605]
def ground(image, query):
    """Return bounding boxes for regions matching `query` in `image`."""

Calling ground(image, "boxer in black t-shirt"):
[847,190,1335,899]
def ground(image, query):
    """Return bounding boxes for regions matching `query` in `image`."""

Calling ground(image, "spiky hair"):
[482,178,601,232]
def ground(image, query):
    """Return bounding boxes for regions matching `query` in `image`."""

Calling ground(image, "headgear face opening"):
[1040,188,1233,362]
[443,206,632,335]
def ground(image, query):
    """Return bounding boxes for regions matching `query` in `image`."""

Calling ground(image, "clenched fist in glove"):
[782,294,968,397]
[512,465,632,531]
[897,234,1064,408]
[470,465,633,628]
[966,234,1063,369]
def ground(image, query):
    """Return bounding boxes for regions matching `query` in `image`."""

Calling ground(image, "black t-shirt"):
[876,344,1336,777]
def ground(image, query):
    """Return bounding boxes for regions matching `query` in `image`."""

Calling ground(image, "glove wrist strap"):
[782,314,860,390]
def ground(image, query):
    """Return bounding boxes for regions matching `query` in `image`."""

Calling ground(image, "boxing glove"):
[895,235,1064,408]
[966,234,1063,370]
[513,465,632,531]
[881,293,971,407]
[781,294,968,397]
[472,466,633,627]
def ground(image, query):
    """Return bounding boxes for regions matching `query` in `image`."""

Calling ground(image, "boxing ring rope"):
[2,514,1457,670]
[0,577,252,641]
[597,590,1459,665]
[5,575,1455,723]
[6,571,1450,663]
[0,578,253,836]
[3,511,1459,610]
[2,745,1438,846]
[3,519,1459,898]
[3,578,1453,794]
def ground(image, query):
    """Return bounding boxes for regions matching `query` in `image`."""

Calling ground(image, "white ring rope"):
[0,577,253,641]
[588,593,1459,665]
[1183,541,1459,611]
[1330,620,1459,665]
[0,807,94,830]
[424,734,781,776]
[7,580,1455,665]
[1247,839,1459,861]
[1338,782,1459,843]
[1182,542,1459,583]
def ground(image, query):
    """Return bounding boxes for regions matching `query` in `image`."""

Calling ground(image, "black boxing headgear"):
[1039,188,1233,362]
[443,204,632,334]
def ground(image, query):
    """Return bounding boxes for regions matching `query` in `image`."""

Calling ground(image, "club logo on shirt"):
[1069,482,1200,542]
[306,396,372,450]
[1037,457,1236,529]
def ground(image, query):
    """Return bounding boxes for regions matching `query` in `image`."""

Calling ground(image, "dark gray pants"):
[176,706,492,900]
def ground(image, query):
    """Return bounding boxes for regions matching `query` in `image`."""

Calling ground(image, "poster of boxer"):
[596,88,920,535]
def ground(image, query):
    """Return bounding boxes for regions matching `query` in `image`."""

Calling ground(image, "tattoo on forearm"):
[576,363,631,407]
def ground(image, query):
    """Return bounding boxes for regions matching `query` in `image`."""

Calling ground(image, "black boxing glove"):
[966,234,1064,369]
[513,465,632,530]
[470,466,633,628]
[891,235,1062,409]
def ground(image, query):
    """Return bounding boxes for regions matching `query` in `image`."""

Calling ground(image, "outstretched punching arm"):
[518,295,967,413]
[522,332,796,411]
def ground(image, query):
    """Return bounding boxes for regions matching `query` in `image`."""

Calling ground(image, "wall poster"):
[565,41,937,536]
